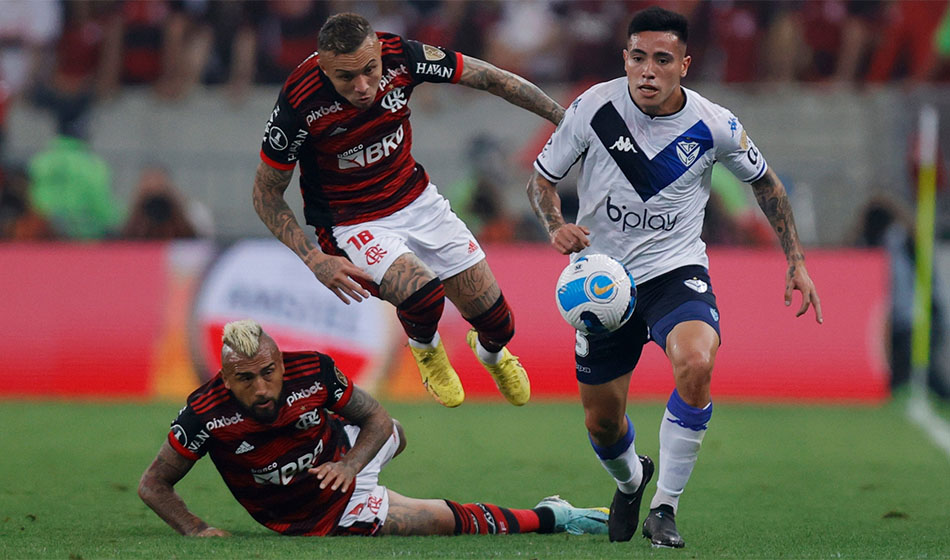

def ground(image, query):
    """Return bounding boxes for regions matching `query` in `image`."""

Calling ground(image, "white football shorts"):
[336,422,401,531]
[332,183,486,284]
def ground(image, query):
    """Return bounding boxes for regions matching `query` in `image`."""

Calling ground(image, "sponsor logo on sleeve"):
[171,424,188,446]
[423,45,446,61]
[267,127,288,151]
[415,62,453,79]
[334,366,349,387]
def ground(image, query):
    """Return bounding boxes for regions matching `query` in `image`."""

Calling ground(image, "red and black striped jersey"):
[167,351,357,536]
[259,32,463,229]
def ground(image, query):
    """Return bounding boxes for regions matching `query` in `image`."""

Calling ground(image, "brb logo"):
[337,124,405,169]
[605,196,678,232]
[251,441,324,486]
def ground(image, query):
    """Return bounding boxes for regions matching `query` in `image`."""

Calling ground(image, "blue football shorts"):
[574,265,721,385]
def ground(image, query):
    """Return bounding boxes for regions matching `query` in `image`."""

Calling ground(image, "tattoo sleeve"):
[459,55,564,125]
[527,171,566,235]
[252,162,321,264]
[750,168,805,263]
[336,386,393,472]
[138,441,207,536]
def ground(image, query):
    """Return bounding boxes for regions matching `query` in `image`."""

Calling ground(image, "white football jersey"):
[535,79,768,283]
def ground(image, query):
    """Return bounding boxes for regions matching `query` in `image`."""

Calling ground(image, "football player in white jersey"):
[526,6,822,549]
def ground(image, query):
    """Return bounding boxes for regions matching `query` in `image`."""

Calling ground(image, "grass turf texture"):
[1,399,948,559]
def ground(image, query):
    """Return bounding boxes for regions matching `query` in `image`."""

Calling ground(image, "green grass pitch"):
[1,397,948,559]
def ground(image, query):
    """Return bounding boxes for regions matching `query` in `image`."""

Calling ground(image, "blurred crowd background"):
[1,0,949,245]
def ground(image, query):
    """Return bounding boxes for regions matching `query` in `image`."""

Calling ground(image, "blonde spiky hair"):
[222,319,264,358]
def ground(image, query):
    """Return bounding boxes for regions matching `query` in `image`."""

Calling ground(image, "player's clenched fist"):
[550,224,591,255]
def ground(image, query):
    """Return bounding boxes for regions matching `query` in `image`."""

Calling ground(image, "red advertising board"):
[0,243,889,402]
[435,246,889,403]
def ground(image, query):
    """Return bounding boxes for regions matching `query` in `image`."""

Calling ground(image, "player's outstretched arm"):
[308,386,393,494]
[252,162,371,304]
[138,441,230,537]
[458,55,565,125]
[527,170,590,254]
[750,168,823,323]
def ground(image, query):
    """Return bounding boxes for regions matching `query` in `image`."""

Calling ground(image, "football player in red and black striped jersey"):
[252,13,565,408]
[138,320,610,537]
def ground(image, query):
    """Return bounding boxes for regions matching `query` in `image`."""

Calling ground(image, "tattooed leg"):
[378,252,437,306]
[442,259,502,318]
[379,490,455,536]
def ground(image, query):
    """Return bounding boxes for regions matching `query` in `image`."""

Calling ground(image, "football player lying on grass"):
[139,319,608,537]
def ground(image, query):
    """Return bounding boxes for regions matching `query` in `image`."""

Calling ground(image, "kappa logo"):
[610,136,637,153]
[380,87,407,113]
[235,441,255,454]
[676,141,700,167]
[684,278,708,293]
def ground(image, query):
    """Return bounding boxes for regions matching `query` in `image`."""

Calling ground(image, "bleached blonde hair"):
[222,319,264,358]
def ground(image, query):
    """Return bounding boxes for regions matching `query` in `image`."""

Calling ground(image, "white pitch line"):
[907,383,950,462]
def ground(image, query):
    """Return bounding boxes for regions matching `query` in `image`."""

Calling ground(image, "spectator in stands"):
[866,0,950,83]
[255,0,329,84]
[27,112,121,240]
[0,164,54,241]
[122,165,212,240]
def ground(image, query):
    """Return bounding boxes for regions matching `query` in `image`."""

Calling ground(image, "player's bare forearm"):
[252,162,321,264]
[138,441,213,536]
[527,171,566,235]
[336,386,393,473]
[459,55,564,125]
[750,168,805,264]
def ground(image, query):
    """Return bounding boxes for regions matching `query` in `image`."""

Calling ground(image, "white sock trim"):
[408,331,440,350]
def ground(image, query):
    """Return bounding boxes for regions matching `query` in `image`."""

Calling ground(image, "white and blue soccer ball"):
[555,254,636,334]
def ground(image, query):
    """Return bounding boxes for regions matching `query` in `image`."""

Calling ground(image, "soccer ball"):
[555,254,636,334]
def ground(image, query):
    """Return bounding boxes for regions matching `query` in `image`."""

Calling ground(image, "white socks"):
[590,415,644,493]
[408,331,440,350]
[651,390,712,513]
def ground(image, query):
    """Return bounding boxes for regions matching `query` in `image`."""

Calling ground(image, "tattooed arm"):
[750,168,823,323]
[308,386,393,493]
[527,170,590,254]
[459,55,564,125]
[138,441,230,537]
[252,162,370,304]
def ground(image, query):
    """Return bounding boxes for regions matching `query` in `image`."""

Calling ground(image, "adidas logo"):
[467,240,479,254]
[235,441,255,454]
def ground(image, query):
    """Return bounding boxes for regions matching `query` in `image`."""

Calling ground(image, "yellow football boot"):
[409,339,464,407]
[466,329,530,406]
